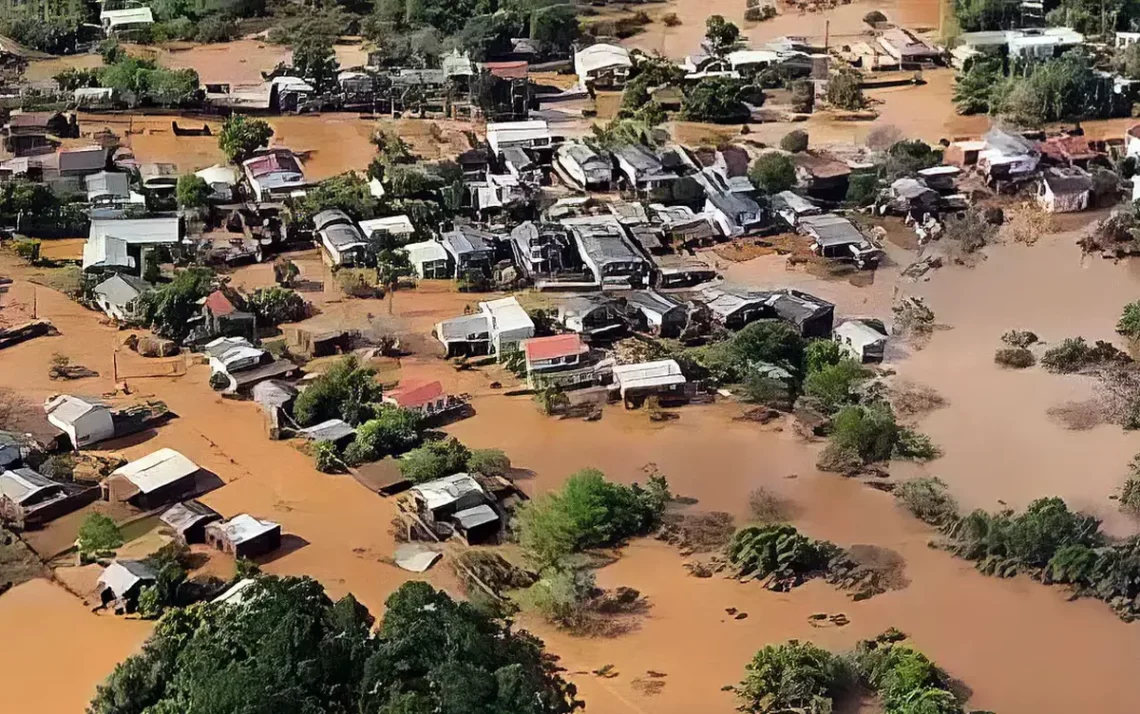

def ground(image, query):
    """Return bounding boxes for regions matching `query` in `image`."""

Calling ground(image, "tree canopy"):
[681,77,751,123]
[749,153,797,193]
[141,267,216,342]
[293,355,384,426]
[218,115,275,164]
[90,577,584,714]
[292,36,341,94]
[704,15,741,56]
[176,174,212,209]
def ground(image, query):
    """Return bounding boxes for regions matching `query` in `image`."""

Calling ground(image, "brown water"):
[6,218,1140,714]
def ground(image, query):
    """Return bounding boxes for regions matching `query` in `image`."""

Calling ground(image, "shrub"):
[846,172,879,206]
[77,513,123,556]
[1041,337,1129,373]
[313,440,342,473]
[744,5,777,22]
[826,69,864,110]
[742,373,792,410]
[196,15,240,43]
[802,359,869,414]
[725,524,839,586]
[516,468,669,568]
[994,347,1035,369]
[467,448,511,477]
[273,258,300,286]
[749,153,796,193]
[1001,329,1038,348]
[863,10,888,24]
[818,403,936,469]
[748,487,790,523]
[518,567,595,628]
[804,339,843,374]
[338,269,378,298]
[1121,456,1140,515]
[738,640,844,714]
[779,129,809,153]
[1117,301,1140,339]
[12,238,41,264]
[790,79,814,113]
[894,426,941,460]
[247,286,309,326]
[662,12,681,26]
[293,355,383,427]
[176,174,211,209]
[398,437,471,483]
[346,407,424,465]
[731,320,805,375]
[896,477,958,526]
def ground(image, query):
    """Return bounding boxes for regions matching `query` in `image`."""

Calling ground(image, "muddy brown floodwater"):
[6,215,1140,712]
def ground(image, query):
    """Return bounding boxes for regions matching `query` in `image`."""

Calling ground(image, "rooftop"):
[111,448,199,495]
[43,394,106,425]
[480,297,534,334]
[411,473,485,511]
[523,333,588,362]
[212,514,280,545]
[612,359,686,390]
[0,468,59,505]
[297,419,356,443]
[159,500,221,533]
[386,381,445,409]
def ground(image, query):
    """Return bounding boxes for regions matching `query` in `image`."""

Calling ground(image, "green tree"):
[292,36,341,94]
[780,129,809,153]
[952,56,1005,115]
[749,153,796,193]
[953,0,1022,31]
[883,140,942,179]
[846,172,879,205]
[398,437,471,482]
[246,286,309,325]
[344,406,424,464]
[738,640,843,714]
[175,174,211,209]
[218,114,274,164]
[1118,301,1140,339]
[140,267,216,341]
[294,172,381,224]
[826,68,865,110]
[78,513,124,556]
[467,448,511,477]
[681,76,750,123]
[293,355,384,426]
[731,320,805,376]
[704,14,741,55]
[802,359,870,413]
[530,4,578,54]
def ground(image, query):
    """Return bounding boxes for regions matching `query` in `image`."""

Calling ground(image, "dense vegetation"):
[90,577,583,714]
[725,524,841,589]
[818,402,939,472]
[140,267,217,341]
[292,355,385,427]
[516,468,669,568]
[737,631,965,714]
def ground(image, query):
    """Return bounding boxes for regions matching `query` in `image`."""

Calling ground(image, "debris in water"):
[592,664,617,678]
[393,544,442,573]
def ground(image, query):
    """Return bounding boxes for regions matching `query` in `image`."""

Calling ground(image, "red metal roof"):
[483,61,528,80]
[1038,135,1099,162]
[523,334,587,362]
[386,380,444,408]
[204,290,236,316]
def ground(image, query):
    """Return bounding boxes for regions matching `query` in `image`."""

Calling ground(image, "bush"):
[338,269,378,298]
[846,172,879,206]
[1118,301,1140,339]
[467,448,511,477]
[12,238,41,264]
[863,10,887,24]
[744,5,777,22]
[346,407,423,465]
[994,347,1035,369]
[726,524,839,585]
[802,359,869,413]
[732,320,805,374]
[518,567,595,628]
[826,69,865,110]
[779,129,809,153]
[790,79,814,113]
[176,174,211,209]
[1121,456,1140,515]
[1001,329,1038,348]
[894,426,941,460]
[896,477,958,526]
[196,15,240,43]
[819,403,936,470]
[313,440,342,473]
[662,12,681,26]
[1041,337,1129,373]
[516,468,669,568]
[293,355,383,427]
[77,513,123,556]
[742,373,792,410]
[749,153,796,193]
[738,640,844,714]
[398,437,471,483]
[804,339,843,374]
[247,286,309,326]
[748,487,790,523]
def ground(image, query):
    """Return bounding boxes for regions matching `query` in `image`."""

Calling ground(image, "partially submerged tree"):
[218,114,274,164]
[398,437,472,482]
[175,174,211,209]
[826,69,865,110]
[292,355,384,426]
[292,35,340,94]
[704,15,741,56]
[77,513,124,557]
[749,153,796,193]
[140,267,216,341]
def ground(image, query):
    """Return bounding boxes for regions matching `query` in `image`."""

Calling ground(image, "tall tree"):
[292,36,341,94]
[218,114,274,164]
[704,15,741,56]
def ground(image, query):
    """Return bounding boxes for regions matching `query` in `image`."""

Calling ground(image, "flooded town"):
[3,0,1140,712]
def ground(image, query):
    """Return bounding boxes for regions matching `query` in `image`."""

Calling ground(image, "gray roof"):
[891,177,936,200]
[251,380,297,409]
[559,141,609,167]
[799,213,865,246]
[160,500,221,534]
[767,290,833,327]
[452,504,499,530]
[441,226,496,257]
[706,189,760,221]
[500,146,535,170]
[625,289,684,317]
[313,209,353,231]
[0,468,59,504]
[437,313,491,341]
[1042,168,1093,194]
[59,146,106,174]
[322,223,367,250]
[613,144,666,173]
[93,273,151,306]
[85,171,130,200]
[983,128,1037,156]
[297,419,356,443]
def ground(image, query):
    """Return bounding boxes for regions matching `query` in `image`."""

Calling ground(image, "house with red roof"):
[382,380,469,422]
[201,289,256,342]
[521,334,609,390]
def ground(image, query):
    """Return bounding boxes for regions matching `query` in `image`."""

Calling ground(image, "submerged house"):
[509,222,581,279]
[102,448,202,510]
[44,395,115,450]
[1037,167,1093,213]
[205,336,297,395]
[555,141,613,190]
[92,273,151,323]
[521,333,602,389]
[574,43,632,89]
[0,467,98,529]
[316,210,370,267]
[160,500,222,544]
[97,560,156,610]
[557,294,627,338]
[403,240,452,279]
[434,296,535,357]
[205,514,282,559]
[411,472,487,523]
[624,290,688,337]
[611,359,687,407]
[83,217,182,275]
[565,215,650,289]
[834,320,888,363]
[383,380,460,418]
[703,189,765,238]
[613,144,677,199]
[441,225,498,277]
[877,28,942,64]
[242,149,307,203]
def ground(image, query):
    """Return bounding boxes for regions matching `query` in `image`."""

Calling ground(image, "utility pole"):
[825,20,830,51]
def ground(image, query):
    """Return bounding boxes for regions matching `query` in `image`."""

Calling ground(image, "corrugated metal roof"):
[111,448,199,494]
[210,514,279,545]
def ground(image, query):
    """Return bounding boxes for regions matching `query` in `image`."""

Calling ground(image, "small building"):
[252,380,297,439]
[704,189,765,238]
[625,290,688,337]
[97,560,156,610]
[383,380,452,417]
[83,217,182,275]
[1037,167,1093,213]
[877,28,941,64]
[242,149,307,203]
[915,165,961,191]
[435,313,493,358]
[204,336,296,395]
[159,499,222,544]
[358,215,416,243]
[205,514,282,559]
[771,190,820,228]
[565,215,650,289]
[195,164,240,202]
[487,120,560,156]
[700,286,770,329]
[554,141,613,191]
[0,432,25,470]
[557,294,627,338]
[886,177,940,216]
[297,419,356,447]
[0,467,97,529]
[102,448,201,510]
[943,140,989,167]
[92,273,151,323]
[652,254,718,290]
[611,360,687,407]
[574,43,632,89]
[612,144,677,198]
[44,395,115,450]
[316,209,370,267]
[834,320,888,363]
[403,240,452,279]
[85,171,132,205]
[411,473,487,523]
[799,214,883,269]
[978,128,1040,181]
[282,326,357,359]
[451,504,500,545]
[481,296,535,356]
[793,152,851,198]
[767,289,835,339]
[1038,135,1100,168]
[509,221,579,278]
[202,291,257,341]
[139,162,178,194]
[521,333,595,389]
[100,7,154,36]
[441,226,497,276]
[59,146,107,178]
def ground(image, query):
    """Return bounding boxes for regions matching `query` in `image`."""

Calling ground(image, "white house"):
[92,273,151,322]
[611,359,687,402]
[358,215,416,243]
[834,320,887,363]
[195,164,240,202]
[486,120,560,156]
[314,210,369,267]
[574,43,632,89]
[555,141,612,191]
[83,217,181,274]
[103,448,201,509]
[1037,168,1092,214]
[242,149,307,203]
[480,297,535,356]
[44,395,115,450]
[100,7,154,35]
[403,240,452,278]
